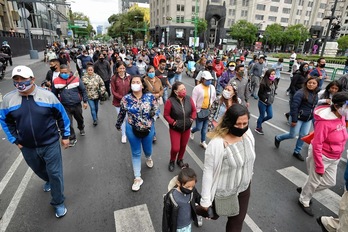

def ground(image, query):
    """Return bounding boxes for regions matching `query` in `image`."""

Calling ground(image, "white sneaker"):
[121,135,127,144]
[197,216,203,227]
[146,157,153,168]
[190,131,194,140]
[132,178,143,192]
[200,141,208,149]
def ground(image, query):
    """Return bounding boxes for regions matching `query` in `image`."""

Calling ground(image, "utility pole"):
[320,0,338,57]
[193,0,198,52]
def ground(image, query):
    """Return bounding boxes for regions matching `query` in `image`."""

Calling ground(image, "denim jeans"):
[169,73,182,85]
[126,122,154,178]
[87,99,99,121]
[251,76,260,98]
[116,107,127,137]
[21,140,65,206]
[191,117,209,142]
[162,86,168,104]
[256,101,273,129]
[177,224,191,232]
[276,118,312,154]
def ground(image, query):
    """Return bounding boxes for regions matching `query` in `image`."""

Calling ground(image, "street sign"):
[67,30,73,37]
[189,37,199,47]
[74,20,88,28]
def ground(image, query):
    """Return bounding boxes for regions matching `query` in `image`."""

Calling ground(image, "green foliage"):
[263,24,284,47]
[282,24,309,47]
[271,53,347,64]
[196,18,207,35]
[337,35,348,50]
[229,20,258,46]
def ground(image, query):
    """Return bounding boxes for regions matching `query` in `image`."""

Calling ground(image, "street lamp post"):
[19,2,38,59]
[193,0,198,52]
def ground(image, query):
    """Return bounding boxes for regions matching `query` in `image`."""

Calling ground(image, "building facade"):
[149,0,346,48]
[122,0,149,13]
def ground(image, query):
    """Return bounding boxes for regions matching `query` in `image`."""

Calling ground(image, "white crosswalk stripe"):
[277,166,341,215]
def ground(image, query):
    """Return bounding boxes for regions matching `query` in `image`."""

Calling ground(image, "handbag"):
[301,131,314,144]
[132,126,150,138]
[214,194,239,217]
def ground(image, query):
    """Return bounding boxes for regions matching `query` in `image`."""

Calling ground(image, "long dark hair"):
[297,62,309,76]
[302,77,319,101]
[169,81,184,98]
[331,91,348,112]
[260,69,275,87]
[129,75,148,94]
[320,80,342,100]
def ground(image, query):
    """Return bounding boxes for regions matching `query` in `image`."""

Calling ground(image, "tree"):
[69,12,94,39]
[282,24,309,49]
[197,18,208,36]
[337,35,348,50]
[263,23,284,48]
[229,20,258,47]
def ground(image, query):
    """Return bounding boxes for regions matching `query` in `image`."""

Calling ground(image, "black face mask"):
[229,126,248,137]
[99,58,104,62]
[50,66,57,72]
[180,186,193,195]
[207,66,213,70]
[319,64,326,68]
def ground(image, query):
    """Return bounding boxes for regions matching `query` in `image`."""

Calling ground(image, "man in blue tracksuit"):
[0,65,71,218]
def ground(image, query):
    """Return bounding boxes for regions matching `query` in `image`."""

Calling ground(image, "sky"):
[70,0,119,31]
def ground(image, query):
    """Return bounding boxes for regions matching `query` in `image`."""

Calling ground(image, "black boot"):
[168,161,175,172]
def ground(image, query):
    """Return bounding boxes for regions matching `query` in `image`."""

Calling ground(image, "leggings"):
[226,184,251,232]
[169,128,190,161]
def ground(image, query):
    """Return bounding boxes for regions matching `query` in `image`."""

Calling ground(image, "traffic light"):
[330,22,341,40]
[166,17,172,21]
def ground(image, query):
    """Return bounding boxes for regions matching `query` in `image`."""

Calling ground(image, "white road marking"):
[0,167,33,232]
[158,114,263,232]
[0,154,23,195]
[114,204,155,232]
[277,166,341,215]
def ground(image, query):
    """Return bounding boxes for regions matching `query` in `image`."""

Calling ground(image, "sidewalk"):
[6,51,45,74]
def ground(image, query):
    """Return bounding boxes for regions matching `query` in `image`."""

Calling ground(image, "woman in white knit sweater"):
[200,104,256,232]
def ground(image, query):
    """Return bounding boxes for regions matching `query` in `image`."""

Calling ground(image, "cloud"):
[70,0,119,29]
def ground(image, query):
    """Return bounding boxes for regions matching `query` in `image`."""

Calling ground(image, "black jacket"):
[258,82,275,105]
[290,89,318,123]
[290,71,306,95]
[168,96,194,132]
[162,188,201,232]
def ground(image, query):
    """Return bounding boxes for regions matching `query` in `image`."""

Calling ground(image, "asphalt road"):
[0,61,347,232]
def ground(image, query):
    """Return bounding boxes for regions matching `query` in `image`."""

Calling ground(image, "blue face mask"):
[148,73,155,78]
[309,66,313,69]
[13,80,33,92]
[223,61,227,67]
[60,73,69,80]
[204,80,212,86]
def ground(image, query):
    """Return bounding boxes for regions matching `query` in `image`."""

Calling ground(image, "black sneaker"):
[69,139,77,147]
[254,128,264,135]
[274,137,280,148]
[293,152,305,161]
[284,112,290,121]
[298,200,314,216]
[93,120,98,126]
[80,129,85,136]
[168,161,175,172]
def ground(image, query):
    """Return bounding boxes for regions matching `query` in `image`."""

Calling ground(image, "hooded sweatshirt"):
[312,105,348,174]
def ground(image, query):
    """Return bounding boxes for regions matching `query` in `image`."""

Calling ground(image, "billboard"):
[74,20,88,28]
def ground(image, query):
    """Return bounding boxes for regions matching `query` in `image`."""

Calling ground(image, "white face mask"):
[131,83,142,92]
[229,67,235,71]
[222,89,233,99]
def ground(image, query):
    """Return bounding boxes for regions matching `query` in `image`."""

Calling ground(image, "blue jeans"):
[169,73,182,85]
[116,107,127,137]
[21,140,65,206]
[162,86,168,104]
[126,122,154,178]
[256,101,273,129]
[191,117,209,142]
[276,118,312,154]
[87,99,99,121]
[177,224,191,232]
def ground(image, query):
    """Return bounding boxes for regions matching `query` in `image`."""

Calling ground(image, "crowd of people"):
[0,43,348,232]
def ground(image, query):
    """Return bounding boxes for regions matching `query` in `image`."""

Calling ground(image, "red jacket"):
[213,60,224,77]
[111,73,131,107]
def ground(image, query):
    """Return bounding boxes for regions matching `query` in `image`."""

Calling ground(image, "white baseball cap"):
[12,66,34,79]
[201,71,213,80]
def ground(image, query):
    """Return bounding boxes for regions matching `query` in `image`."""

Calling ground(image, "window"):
[242,0,249,6]
[306,11,311,16]
[297,10,302,15]
[318,12,324,18]
[211,0,220,2]
[228,19,232,27]
[283,8,290,14]
[241,10,248,17]
[232,9,235,16]
[320,3,326,9]
[308,1,313,7]
[177,4,184,12]
[255,15,264,20]
[345,19,348,24]
[229,0,236,5]
[166,5,169,13]
[272,0,280,2]
[176,15,184,23]
[304,20,309,25]
[281,17,289,23]
[192,6,199,13]
[268,16,277,22]
[284,0,292,4]
[229,9,232,16]
[175,29,184,38]
[270,6,278,12]
[295,19,300,24]
[257,4,266,10]
[299,0,304,6]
